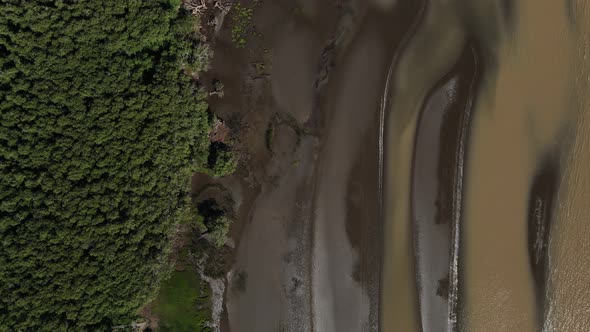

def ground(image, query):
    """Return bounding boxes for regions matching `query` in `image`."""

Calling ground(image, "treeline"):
[0,1,224,330]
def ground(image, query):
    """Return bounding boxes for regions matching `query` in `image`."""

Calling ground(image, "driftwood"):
[184,0,231,15]
[184,0,208,14]
[214,0,231,13]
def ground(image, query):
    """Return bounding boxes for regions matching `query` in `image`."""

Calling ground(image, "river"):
[382,0,590,331]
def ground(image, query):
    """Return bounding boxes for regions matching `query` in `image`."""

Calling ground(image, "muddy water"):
[461,0,578,330]
[381,0,590,331]
[544,2,590,330]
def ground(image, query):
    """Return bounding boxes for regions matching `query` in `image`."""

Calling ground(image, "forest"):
[0,0,223,330]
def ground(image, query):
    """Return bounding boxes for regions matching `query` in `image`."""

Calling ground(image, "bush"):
[208,216,232,248]
[196,199,232,248]
[207,142,238,177]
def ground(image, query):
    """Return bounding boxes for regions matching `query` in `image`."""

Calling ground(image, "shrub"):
[207,142,238,177]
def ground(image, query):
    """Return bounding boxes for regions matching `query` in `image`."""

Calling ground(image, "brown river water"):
[221,0,590,331]
[383,0,590,331]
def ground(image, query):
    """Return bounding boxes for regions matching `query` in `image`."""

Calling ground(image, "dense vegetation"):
[152,263,210,332]
[208,142,238,177]
[0,1,216,330]
[196,198,233,248]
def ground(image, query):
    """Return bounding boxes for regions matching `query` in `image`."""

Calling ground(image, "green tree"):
[0,1,212,330]
[208,216,231,248]
[196,199,232,248]
[208,142,238,177]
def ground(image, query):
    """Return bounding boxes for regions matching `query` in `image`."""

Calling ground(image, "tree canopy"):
[0,1,213,330]
[196,199,232,248]
[208,142,238,177]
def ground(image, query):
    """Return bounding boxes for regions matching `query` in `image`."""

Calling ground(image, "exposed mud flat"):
[212,1,432,329]
[213,0,423,331]
[409,45,479,332]
[206,0,590,331]
[381,0,468,329]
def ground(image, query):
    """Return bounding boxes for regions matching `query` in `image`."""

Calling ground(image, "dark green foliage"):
[152,270,211,332]
[196,199,232,248]
[192,199,233,277]
[208,216,230,248]
[196,199,225,223]
[174,13,213,75]
[0,1,212,331]
[207,142,237,177]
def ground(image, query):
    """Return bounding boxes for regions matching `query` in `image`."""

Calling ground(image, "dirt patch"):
[139,305,159,331]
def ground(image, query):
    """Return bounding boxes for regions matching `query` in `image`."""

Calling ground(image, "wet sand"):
[381,0,467,330]
[217,0,424,331]
[310,30,383,332]
[217,0,384,331]
[412,74,457,332]
[409,44,479,332]
[220,1,337,330]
